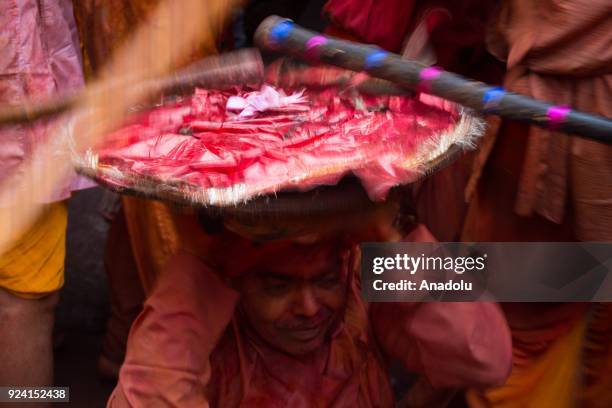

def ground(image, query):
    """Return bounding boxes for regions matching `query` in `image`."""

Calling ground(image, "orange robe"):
[462,1,612,406]
[72,0,229,374]
[464,0,612,241]
[72,0,226,294]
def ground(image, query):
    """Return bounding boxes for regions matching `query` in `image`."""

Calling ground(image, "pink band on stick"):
[547,105,571,130]
[418,66,442,93]
[305,36,327,61]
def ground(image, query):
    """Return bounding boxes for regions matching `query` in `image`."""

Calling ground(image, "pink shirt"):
[0,0,93,206]
[108,228,512,407]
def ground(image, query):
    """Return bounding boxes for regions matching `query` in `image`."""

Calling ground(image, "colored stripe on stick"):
[305,36,327,60]
[547,105,571,130]
[482,87,506,111]
[364,50,389,70]
[418,66,442,93]
[269,21,294,46]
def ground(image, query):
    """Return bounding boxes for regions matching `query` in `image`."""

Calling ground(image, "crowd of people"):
[0,0,610,407]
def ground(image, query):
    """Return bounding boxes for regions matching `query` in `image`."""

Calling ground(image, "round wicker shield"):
[74,58,483,220]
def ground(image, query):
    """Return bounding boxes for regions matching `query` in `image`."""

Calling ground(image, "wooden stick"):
[255,16,612,144]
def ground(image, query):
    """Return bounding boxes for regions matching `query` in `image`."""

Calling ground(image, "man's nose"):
[292,286,320,318]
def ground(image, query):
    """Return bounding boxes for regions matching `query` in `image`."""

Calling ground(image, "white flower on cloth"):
[226,85,307,118]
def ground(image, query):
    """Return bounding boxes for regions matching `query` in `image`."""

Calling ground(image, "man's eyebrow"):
[257,271,294,282]
[255,256,343,282]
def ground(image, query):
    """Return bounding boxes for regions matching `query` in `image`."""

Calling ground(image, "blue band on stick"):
[269,21,294,45]
[364,50,389,70]
[483,87,506,110]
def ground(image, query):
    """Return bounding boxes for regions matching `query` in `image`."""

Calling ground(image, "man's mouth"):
[279,316,330,342]
[287,325,323,342]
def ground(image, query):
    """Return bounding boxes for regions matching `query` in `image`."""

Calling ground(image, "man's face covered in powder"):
[236,242,349,356]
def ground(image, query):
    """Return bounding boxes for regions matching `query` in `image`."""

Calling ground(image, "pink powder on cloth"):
[94,82,461,204]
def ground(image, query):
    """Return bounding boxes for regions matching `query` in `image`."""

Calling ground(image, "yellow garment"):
[467,316,584,408]
[0,202,67,299]
[468,304,612,408]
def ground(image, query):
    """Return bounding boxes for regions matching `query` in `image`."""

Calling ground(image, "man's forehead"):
[254,243,344,279]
